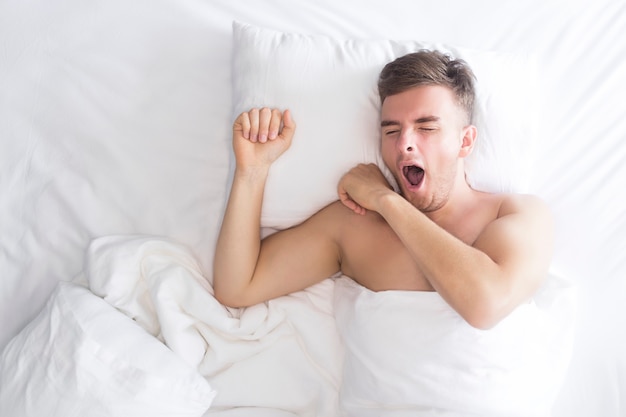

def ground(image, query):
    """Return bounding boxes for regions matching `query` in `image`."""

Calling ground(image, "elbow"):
[464,311,502,331]
[212,266,254,308]
[458,270,520,330]
[213,284,250,309]
[214,292,236,308]
[214,292,247,309]
[460,294,512,330]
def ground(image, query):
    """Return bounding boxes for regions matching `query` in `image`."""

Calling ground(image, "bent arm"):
[213,166,267,306]
[376,193,553,329]
[213,172,341,307]
[213,108,340,307]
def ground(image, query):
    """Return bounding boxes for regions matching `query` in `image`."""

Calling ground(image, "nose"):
[398,129,417,153]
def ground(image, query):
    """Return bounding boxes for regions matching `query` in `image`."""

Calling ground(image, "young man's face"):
[380,85,472,212]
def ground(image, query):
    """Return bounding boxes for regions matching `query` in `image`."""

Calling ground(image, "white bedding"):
[87,236,342,415]
[1,1,625,416]
[0,280,215,417]
[0,235,575,417]
[334,276,575,417]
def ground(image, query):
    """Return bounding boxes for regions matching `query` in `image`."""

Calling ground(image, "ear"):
[458,125,477,158]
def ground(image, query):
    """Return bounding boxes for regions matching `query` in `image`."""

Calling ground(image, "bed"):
[1,1,624,416]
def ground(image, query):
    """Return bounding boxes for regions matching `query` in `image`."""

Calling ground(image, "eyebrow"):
[380,116,440,127]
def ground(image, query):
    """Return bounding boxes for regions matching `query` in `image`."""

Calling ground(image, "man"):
[213,50,553,330]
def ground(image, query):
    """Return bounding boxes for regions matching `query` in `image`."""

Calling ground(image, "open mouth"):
[402,165,425,187]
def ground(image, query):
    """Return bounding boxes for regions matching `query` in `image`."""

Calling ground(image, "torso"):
[326,191,505,292]
[339,209,433,291]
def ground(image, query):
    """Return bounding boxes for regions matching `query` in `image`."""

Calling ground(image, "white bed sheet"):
[1,1,625,416]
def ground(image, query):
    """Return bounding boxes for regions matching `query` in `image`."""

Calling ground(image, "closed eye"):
[418,124,439,132]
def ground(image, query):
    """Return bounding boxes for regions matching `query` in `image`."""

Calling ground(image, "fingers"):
[247,108,261,142]
[339,194,366,215]
[338,185,366,216]
[236,108,294,143]
[235,111,251,139]
[256,108,271,143]
[280,109,296,142]
[268,109,282,140]
[337,164,391,216]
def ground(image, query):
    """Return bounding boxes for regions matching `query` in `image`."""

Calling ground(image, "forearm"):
[375,193,504,327]
[213,167,269,304]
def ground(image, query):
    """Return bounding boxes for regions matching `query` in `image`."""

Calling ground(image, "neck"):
[423,170,475,226]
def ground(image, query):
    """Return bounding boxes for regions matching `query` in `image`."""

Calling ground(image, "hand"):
[338,163,394,215]
[232,108,296,173]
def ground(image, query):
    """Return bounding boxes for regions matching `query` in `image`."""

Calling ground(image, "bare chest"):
[339,215,435,292]
[337,206,498,292]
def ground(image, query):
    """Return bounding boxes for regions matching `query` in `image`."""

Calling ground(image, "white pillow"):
[232,21,538,230]
[0,282,215,417]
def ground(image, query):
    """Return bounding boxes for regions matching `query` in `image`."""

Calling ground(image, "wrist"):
[234,164,271,184]
[373,188,402,215]
[376,189,404,217]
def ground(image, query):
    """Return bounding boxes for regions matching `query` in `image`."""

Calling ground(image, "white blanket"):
[0,281,216,417]
[334,276,576,417]
[1,234,575,416]
[84,235,343,416]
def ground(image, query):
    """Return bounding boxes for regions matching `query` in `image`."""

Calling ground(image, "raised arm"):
[338,164,553,329]
[213,108,341,307]
[375,192,553,329]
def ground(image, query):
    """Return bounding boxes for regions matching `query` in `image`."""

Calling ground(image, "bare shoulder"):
[306,199,389,246]
[496,193,553,224]
[477,192,554,260]
[307,200,353,224]
[296,200,354,239]
[470,193,555,305]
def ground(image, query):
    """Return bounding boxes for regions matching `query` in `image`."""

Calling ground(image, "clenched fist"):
[232,107,296,173]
